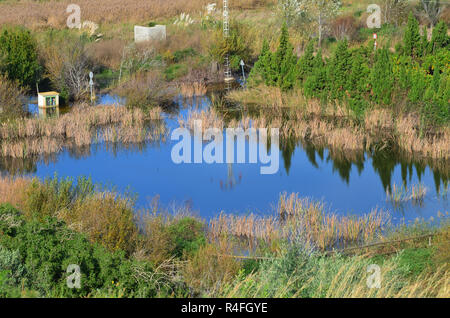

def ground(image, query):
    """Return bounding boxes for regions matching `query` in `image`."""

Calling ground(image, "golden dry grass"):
[208,192,389,251]
[228,86,450,160]
[0,0,272,30]
[0,104,166,158]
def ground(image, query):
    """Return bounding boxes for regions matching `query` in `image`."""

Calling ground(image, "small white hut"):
[38,91,60,117]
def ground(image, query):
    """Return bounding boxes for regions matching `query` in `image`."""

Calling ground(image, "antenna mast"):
[223,0,233,89]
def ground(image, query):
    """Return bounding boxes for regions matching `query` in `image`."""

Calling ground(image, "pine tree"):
[273,23,298,90]
[404,12,421,58]
[248,39,272,87]
[330,39,351,100]
[431,20,449,52]
[370,48,394,105]
[349,50,370,95]
[296,40,315,83]
[348,50,370,117]
[420,26,430,57]
[304,49,327,99]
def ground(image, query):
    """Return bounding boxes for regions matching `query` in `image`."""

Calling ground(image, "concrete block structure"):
[134,25,166,43]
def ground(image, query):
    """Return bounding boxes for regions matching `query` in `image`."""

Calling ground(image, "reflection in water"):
[1,123,447,197]
[1,94,448,220]
[280,135,448,195]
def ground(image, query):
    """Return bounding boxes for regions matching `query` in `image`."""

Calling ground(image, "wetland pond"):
[8,94,450,223]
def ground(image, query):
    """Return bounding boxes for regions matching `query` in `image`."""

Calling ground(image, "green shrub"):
[0,203,180,297]
[395,248,434,278]
[173,48,197,63]
[0,27,41,88]
[167,217,206,258]
[164,63,188,81]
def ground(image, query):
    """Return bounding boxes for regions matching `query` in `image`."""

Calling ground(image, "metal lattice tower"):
[223,0,233,89]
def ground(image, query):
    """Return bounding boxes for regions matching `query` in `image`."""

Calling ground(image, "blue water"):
[11,95,450,222]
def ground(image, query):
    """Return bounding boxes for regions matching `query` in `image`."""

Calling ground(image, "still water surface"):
[14,95,450,222]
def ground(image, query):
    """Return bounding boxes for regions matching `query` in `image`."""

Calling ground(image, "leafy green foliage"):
[0,204,179,297]
[167,217,207,258]
[209,21,251,71]
[0,27,41,88]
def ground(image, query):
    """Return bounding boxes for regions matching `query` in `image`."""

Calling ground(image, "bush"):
[115,71,176,110]
[0,74,26,122]
[331,16,358,41]
[0,27,40,88]
[0,203,176,297]
[22,176,138,254]
[209,21,252,71]
[167,217,206,258]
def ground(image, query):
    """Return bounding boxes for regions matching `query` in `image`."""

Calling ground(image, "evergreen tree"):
[273,23,298,90]
[404,12,421,58]
[420,26,430,57]
[348,50,370,117]
[370,48,394,105]
[349,50,370,95]
[329,39,351,100]
[296,40,315,83]
[248,39,272,87]
[430,20,448,52]
[304,49,327,100]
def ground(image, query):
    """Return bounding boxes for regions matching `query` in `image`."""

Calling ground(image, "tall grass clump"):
[216,240,450,298]
[386,182,428,207]
[0,75,26,122]
[0,175,139,254]
[0,104,166,159]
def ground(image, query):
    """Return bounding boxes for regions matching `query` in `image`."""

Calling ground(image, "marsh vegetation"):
[0,0,448,298]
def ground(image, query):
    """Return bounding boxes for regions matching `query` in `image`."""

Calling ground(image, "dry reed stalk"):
[179,82,208,97]
[0,105,165,158]
[0,176,31,209]
[0,0,212,30]
[179,108,224,133]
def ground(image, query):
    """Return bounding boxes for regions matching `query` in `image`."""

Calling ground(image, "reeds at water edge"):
[208,192,390,251]
[179,81,208,98]
[0,104,166,158]
[386,183,428,207]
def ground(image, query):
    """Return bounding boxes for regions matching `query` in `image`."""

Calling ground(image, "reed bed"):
[229,86,449,160]
[208,192,389,251]
[0,104,166,158]
[386,182,428,207]
[178,108,224,133]
[396,115,450,160]
[179,81,208,97]
[0,0,209,29]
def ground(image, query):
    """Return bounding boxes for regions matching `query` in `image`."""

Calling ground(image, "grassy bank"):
[0,175,448,297]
